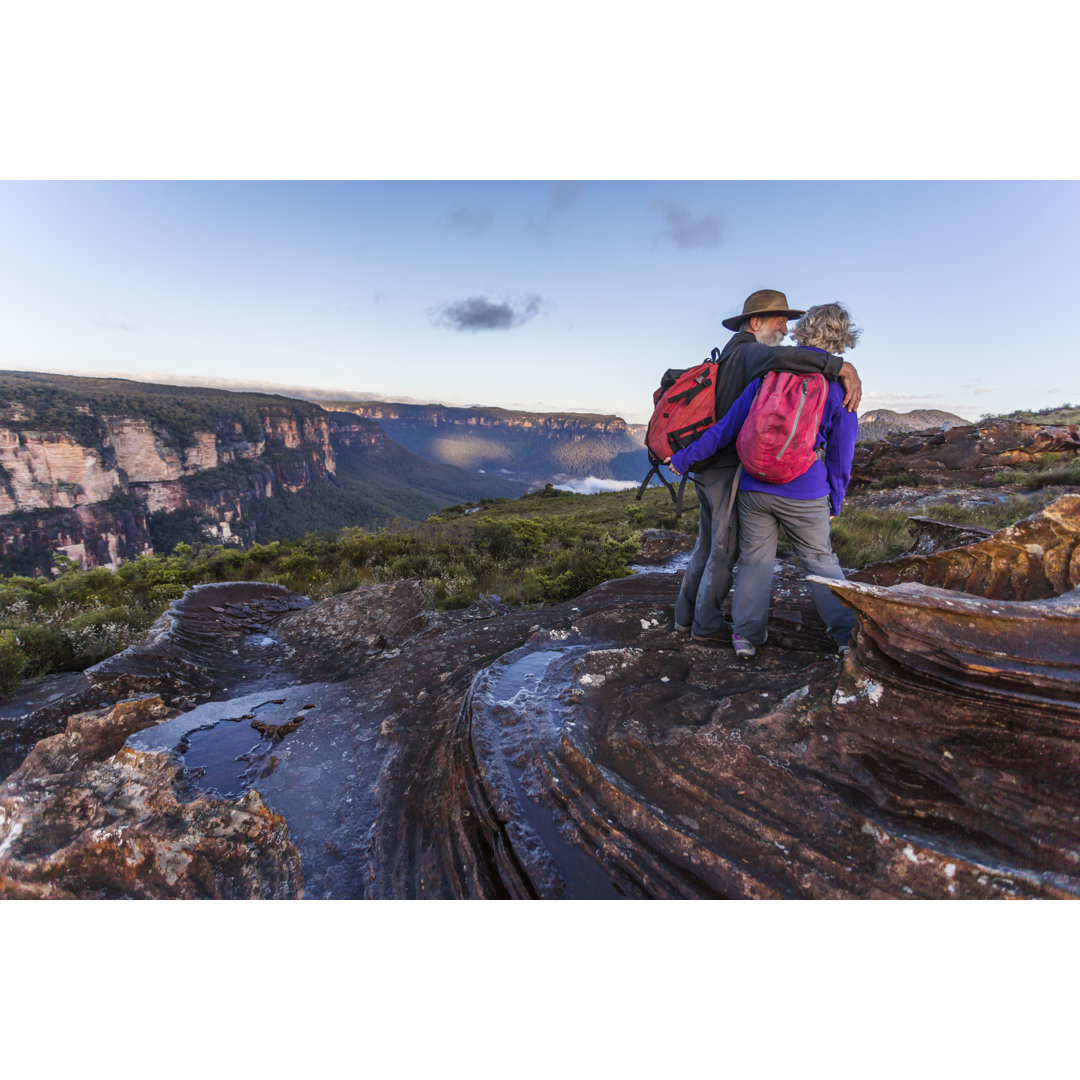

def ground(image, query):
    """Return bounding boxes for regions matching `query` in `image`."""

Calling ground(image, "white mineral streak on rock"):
[833,677,884,707]
[779,685,810,708]
[903,844,920,863]
[944,863,957,878]
[660,676,670,683]
[0,821,24,859]
[861,821,889,843]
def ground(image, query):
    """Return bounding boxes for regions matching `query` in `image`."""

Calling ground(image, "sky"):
[1,179,1076,426]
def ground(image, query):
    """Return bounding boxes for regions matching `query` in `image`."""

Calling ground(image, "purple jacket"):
[670,374,859,515]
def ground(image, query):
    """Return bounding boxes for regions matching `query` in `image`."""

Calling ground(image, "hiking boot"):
[691,628,729,645]
[732,634,757,659]
[675,621,692,634]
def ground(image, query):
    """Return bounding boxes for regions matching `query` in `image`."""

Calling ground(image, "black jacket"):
[700,331,843,470]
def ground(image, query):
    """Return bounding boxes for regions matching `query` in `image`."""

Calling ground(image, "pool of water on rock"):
[181,720,273,798]
[486,646,624,899]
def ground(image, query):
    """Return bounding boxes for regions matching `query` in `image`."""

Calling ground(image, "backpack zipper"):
[776,378,809,460]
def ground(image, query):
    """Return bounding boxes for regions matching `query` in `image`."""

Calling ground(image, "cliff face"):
[0,374,528,574]
[0,374,356,574]
[330,401,631,433]
[321,400,649,482]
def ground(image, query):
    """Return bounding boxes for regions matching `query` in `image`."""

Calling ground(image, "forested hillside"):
[320,400,649,483]
[0,372,519,574]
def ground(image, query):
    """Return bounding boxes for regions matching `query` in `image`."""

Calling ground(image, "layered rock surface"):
[852,417,1080,489]
[2,498,1078,899]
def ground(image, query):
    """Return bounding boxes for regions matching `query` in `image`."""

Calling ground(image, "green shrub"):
[866,473,917,490]
[0,629,27,693]
[475,516,546,560]
[527,536,638,601]
[830,508,915,568]
[7,622,74,677]
[919,493,1056,530]
[148,582,188,604]
[995,460,1080,489]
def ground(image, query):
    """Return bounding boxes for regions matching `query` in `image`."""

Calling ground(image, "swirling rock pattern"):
[1,497,1078,899]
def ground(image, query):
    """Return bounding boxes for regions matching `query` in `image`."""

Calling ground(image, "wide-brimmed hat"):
[722,289,806,331]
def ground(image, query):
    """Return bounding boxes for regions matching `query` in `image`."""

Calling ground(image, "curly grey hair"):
[790,303,860,354]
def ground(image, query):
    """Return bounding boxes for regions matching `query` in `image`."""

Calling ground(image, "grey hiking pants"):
[732,489,856,648]
[675,464,739,635]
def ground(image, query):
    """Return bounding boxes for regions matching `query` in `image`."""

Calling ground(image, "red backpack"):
[636,348,721,512]
[735,371,828,483]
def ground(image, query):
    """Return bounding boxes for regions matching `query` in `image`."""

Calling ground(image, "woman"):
[666,303,860,659]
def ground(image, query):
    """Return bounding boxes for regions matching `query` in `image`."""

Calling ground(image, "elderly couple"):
[663,289,862,659]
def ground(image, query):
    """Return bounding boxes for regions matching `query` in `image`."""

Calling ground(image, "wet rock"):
[2,511,1078,900]
[634,529,696,566]
[273,579,434,679]
[0,695,303,898]
[0,671,106,782]
[86,581,310,705]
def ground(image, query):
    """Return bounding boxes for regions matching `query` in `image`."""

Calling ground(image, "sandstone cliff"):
[0,373,518,574]
[320,400,649,483]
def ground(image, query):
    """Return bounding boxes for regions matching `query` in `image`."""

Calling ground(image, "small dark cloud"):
[433,294,544,332]
[446,205,494,235]
[963,382,993,396]
[373,291,390,305]
[528,181,582,233]
[95,318,141,331]
[652,200,722,250]
[1046,386,1065,394]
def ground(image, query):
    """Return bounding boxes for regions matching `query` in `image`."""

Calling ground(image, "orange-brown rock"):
[851,492,1080,599]
[852,418,1080,489]
[0,695,303,899]
[2,498,1078,900]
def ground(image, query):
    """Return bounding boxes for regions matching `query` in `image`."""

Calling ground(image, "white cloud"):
[552,477,641,495]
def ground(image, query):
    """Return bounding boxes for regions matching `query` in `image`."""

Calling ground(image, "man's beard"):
[755,327,784,347]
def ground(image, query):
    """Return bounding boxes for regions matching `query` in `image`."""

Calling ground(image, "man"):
[672,289,862,642]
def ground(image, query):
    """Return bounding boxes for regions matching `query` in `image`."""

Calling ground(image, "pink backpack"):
[735,371,828,483]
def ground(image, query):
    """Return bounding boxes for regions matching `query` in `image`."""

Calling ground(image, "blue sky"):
[1,180,1076,424]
